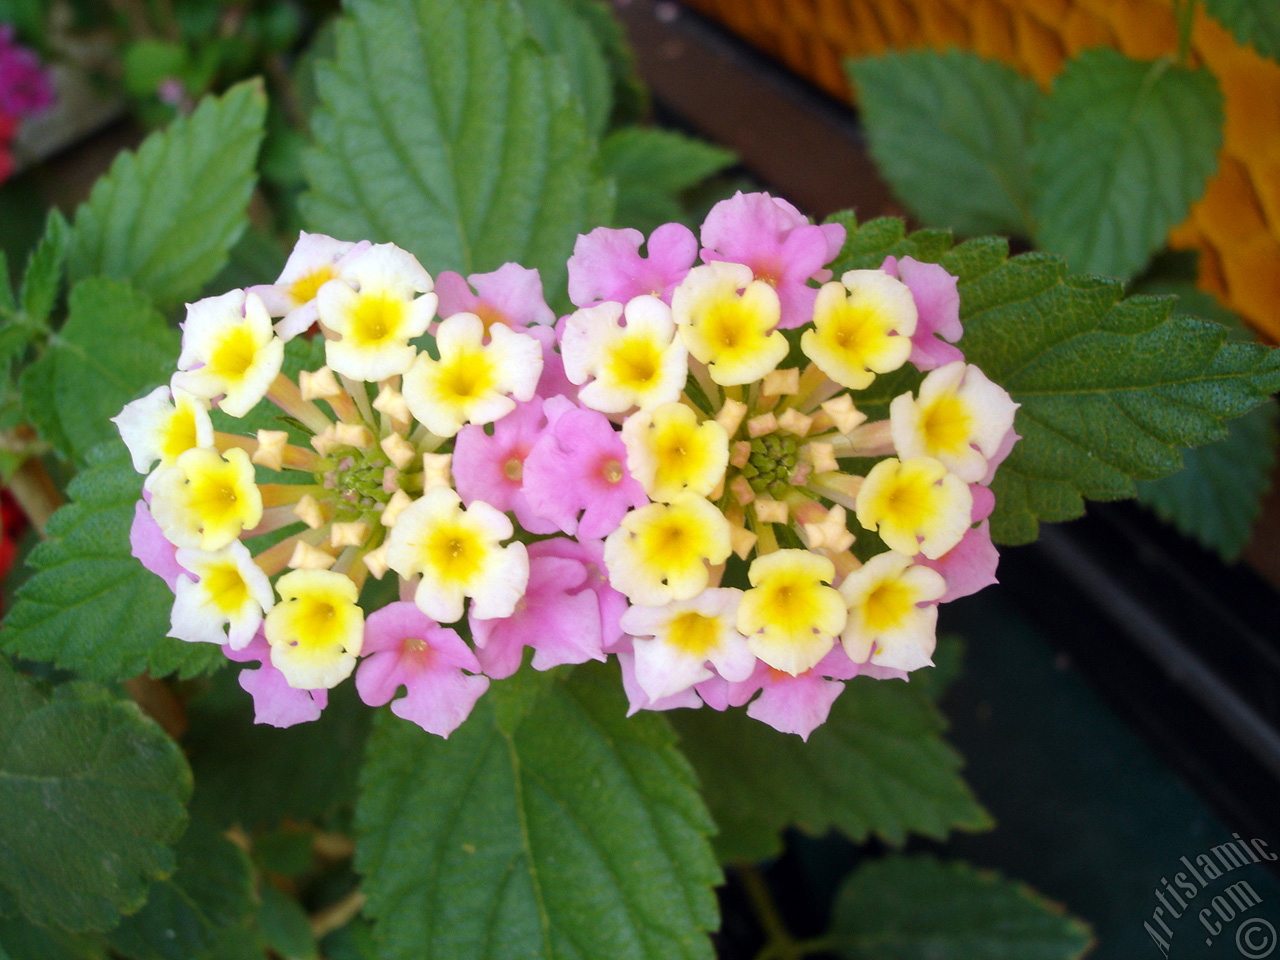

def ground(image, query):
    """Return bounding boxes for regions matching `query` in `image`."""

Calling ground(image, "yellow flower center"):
[667,611,720,657]
[438,348,496,401]
[862,579,914,632]
[827,302,884,358]
[919,395,973,455]
[289,265,335,306]
[350,292,406,346]
[291,595,339,645]
[189,472,241,526]
[602,458,625,484]
[425,524,485,584]
[504,457,524,481]
[209,325,258,380]
[203,561,249,615]
[607,336,661,389]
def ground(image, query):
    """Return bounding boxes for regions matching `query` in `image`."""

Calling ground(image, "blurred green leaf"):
[1202,0,1280,62]
[826,856,1093,960]
[848,49,1038,237]
[601,127,737,233]
[19,209,69,328]
[1031,49,1222,279]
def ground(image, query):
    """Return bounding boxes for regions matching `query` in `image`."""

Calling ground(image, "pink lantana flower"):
[469,547,608,679]
[522,396,648,538]
[226,632,329,729]
[700,191,845,329]
[355,602,489,738]
[719,646,891,740]
[248,233,370,341]
[435,262,555,331]
[526,324,577,401]
[0,26,55,118]
[528,537,627,652]
[130,499,183,592]
[920,520,1000,603]
[567,223,698,307]
[881,255,964,370]
[453,400,558,534]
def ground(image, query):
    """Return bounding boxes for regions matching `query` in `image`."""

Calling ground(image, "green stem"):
[741,865,804,960]
[1175,0,1197,66]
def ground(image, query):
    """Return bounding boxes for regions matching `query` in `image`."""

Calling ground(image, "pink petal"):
[746,673,846,740]
[918,520,1000,603]
[618,648,702,716]
[130,500,183,592]
[567,223,698,307]
[883,255,965,371]
[226,633,328,728]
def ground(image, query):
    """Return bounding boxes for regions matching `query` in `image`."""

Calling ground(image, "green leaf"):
[22,277,176,463]
[671,675,991,864]
[356,662,720,960]
[517,0,613,138]
[826,856,1093,960]
[847,50,1038,237]
[186,670,371,830]
[0,443,226,680]
[0,915,107,960]
[0,664,191,932]
[0,250,15,314]
[828,218,1280,544]
[601,127,737,233]
[20,209,69,327]
[302,0,612,305]
[1136,400,1278,559]
[1030,49,1223,279]
[1202,0,1280,62]
[67,80,267,311]
[257,885,317,960]
[107,818,256,960]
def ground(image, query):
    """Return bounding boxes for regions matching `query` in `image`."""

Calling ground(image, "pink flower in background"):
[567,223,698,307]
[435,262,555,330]
[881,255,964,370]
[0,26,55,119]
[227,632,329,729]
[355,602,489,737]
[528,537,627,652]
[700,191,845,329]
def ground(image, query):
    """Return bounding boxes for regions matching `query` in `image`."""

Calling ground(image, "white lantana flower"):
[620,588,755,702]
[384,487,529,623]
[173,289,284,417]
[170,541,274,649]
[401,313,542,438]
[112,385,213,476]
[561,295,687,412]
[317,242,438,381]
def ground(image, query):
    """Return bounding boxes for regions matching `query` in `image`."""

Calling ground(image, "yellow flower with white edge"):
[402,313,542,437]
[619,587,755,701]
[889,361,1019,483]
[737,549,847,676]
[671,262,786,386]
[562,295,688,413]
[603,494,731,605]
[622,402,729,502]
[838,551,945,672]
[148,447,263,551]
[112,384,213,475]
[265,569,364,689]
[855,456,971,560]
[801,270,917,390]
[317,242,438,381]
[171,541,274,649]
[384,487,529,623]
[173,289,285,417]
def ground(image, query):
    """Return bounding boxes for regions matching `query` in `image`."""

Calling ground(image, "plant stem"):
[1175,0,1197,66]
[310,887,366,939]
[7,455,61,536]
[741,864,804,960]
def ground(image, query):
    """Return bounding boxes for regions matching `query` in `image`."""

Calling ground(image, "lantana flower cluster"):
[117,192,1018,739]
[0,24,55,184]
